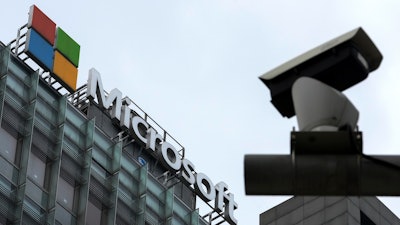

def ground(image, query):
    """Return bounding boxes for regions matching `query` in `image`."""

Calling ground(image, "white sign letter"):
[87,68,123,121]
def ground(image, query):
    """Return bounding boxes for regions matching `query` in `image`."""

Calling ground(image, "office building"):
[0,6,237,225]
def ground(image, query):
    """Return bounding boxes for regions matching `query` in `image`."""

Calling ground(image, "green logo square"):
[55,27,80,67]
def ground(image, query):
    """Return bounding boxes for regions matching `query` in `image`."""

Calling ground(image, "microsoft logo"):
[25,5,80,92]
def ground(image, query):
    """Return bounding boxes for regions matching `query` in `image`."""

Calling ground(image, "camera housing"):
[260,27,383,118]
[292,77,359,132]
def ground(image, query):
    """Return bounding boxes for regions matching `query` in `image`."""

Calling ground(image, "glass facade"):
[0,43,212,225]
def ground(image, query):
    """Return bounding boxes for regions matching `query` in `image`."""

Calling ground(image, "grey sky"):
[2,1,400,224]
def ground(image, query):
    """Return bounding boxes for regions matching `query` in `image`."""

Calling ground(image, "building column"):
[76,119,94,224]
[105,141,122,225]
[133,165,147,225]
[14,69,39,224]
[0,46,10,124]
[161,187,174,225]
[45,95,67,224]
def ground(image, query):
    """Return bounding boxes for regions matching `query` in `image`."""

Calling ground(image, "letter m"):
[87,68,122,122]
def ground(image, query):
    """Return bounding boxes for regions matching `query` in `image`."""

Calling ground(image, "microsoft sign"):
[25,5,80,92]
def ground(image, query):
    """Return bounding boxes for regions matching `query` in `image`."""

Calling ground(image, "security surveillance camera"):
[244,27,400,197]
[260,27,383,118]
[292,77,359,131]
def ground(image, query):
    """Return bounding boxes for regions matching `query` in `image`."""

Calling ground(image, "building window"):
[86,197,102,225]
[24,149,51,207]
[55,169,78,224]
[57,177,75,211]
[27,153,46,186]
[55,203,74,225]
[0,126,17,163]
[0,125,19,181]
